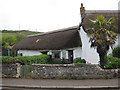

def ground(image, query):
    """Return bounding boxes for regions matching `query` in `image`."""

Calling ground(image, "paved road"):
[2,78,120,89]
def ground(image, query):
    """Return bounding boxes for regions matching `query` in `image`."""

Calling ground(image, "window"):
[55,52,60,58]
[52,51,60,58]
[41,51,48,55]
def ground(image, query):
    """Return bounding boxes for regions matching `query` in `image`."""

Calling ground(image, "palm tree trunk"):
[97,46,107,69]
[99,53,106,69]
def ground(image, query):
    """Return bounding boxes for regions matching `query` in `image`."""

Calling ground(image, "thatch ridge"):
[85,10,119,14]
[27,26,79,37]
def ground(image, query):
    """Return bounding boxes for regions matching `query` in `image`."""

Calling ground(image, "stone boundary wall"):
[2,63,21,78]
[2,63,119,79]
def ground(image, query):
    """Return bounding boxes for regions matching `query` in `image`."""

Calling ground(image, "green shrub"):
[104,54,120,69]
[112,46,120,58]
[1,56,16,64]
[2,55,50,65]
[73,62,86,65]
[74,58,86,64]
[15,55,50,65]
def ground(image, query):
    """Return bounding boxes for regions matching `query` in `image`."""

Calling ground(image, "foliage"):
[1,56,16,63]
[2,33,26,48]
[1,30,41,35]
[112,46,120,58]
[1,30,42,49]
[1,55,50,65]
[74,58,86,64]
[104,54,120,69]
[73,62,86,65]
[88,15,117,68]
[88,15,117,47]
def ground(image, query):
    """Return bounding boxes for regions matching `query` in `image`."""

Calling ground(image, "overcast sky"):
[0,0,119,32]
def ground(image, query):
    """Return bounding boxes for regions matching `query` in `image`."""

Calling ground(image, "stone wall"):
[2,63,21,78]
[2,63,118,79]
[31,64,118,79]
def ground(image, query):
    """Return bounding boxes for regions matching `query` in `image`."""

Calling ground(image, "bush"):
[112,46,120,58]
[74,58,86,64]
[73,62,86,65]
[104,54,120,69]
[1,56,16,64]
[2,55,50,65]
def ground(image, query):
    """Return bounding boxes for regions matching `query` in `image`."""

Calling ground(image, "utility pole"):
[19,24,21,30]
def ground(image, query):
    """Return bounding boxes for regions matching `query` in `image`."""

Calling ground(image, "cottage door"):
[68,50,73,64]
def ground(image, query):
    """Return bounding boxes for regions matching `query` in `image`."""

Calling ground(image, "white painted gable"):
[79,27,99,64]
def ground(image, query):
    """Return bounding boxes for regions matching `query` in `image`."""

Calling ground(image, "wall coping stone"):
[32,64,98,67]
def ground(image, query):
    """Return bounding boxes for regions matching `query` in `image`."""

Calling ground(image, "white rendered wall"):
[65,51,68,59]
[73,47,82,59]
[79,27,99,64]
[60,50,68,59]
[20,50,42,56]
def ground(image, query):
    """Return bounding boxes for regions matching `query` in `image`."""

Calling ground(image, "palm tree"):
[88,15,117,68]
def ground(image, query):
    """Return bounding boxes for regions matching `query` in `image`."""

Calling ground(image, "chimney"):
[80,3,85,17]
[78,3,85,30]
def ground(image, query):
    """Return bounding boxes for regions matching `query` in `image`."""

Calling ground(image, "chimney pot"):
[81,3,83,7]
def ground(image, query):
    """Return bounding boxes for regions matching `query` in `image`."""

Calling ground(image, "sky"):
[0,0,119,32]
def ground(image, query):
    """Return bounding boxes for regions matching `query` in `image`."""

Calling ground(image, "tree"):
[2,33,26,48]
[88,15,117,68]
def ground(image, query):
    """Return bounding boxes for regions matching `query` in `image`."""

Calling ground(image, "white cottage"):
[14,26,83,64]
[13,8,120,64]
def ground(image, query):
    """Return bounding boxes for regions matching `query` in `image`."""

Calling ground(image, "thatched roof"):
[14,26,82,50]
[82,10,120,33]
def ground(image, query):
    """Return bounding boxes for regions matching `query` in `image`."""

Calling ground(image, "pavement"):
[1,78,120,89]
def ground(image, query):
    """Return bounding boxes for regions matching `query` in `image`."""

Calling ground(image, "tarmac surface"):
[1,78,120,89]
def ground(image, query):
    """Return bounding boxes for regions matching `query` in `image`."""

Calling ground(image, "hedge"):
[112,46,120,58]
[104,54,120,69]
[73,58,86,64]
[1,55,50,65]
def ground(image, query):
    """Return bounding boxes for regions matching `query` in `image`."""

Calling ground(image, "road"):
[1,78,120,89]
